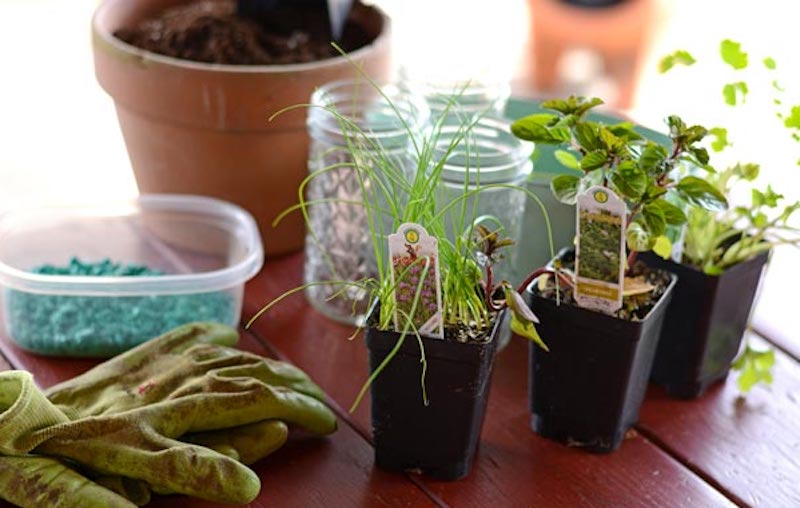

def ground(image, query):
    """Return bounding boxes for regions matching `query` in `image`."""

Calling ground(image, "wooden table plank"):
[0,328,435,508]
[245,253,736,507]
[637,332,800,507]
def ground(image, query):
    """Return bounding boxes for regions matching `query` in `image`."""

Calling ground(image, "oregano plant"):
[659,40,800,394]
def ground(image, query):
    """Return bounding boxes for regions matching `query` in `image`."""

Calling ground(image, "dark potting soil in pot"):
[537,251,672,321]
[114,0,375,65]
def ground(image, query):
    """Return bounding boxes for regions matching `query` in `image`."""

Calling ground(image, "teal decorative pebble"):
[6,258,236,358]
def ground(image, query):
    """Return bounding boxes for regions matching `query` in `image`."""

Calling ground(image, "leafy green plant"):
[659,40,800,393]
[248,66,555,410]
[681,162,800,274]
[511,96,728,268]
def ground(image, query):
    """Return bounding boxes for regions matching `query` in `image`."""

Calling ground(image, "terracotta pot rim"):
[91,0,391,75]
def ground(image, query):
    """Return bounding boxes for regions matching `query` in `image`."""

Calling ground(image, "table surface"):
[1,251,799,508]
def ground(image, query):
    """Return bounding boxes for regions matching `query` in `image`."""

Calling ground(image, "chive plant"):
[249,69,555,410]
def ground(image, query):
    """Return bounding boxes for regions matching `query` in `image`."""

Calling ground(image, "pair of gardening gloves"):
[0,322,337,507]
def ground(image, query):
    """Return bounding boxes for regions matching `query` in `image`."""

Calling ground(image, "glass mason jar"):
[399,72,511,124]
[435,117,534,348]
[305,80,429,325]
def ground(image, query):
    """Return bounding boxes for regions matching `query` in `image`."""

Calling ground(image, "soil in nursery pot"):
[114,0,375,65]
[537,250,673,321]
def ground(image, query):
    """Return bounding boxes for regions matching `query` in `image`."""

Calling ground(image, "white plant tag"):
[574,186,626,313]
[388,223,444,339]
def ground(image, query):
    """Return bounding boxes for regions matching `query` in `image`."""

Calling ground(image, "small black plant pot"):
[640,250,770,398]
[365,307,504,480]
[525,250,677,452]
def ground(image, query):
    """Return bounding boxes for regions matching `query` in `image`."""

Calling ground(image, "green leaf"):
[608,122,644,141]
[639,143,668,173]
[541,98,573,115]
[574,97,604,117]
[642,203,667,237]
[667,115,687,136]
[658,49,696,73]
[599,127,621,150]
[652,235,673,259]
[752,186,783,207]
[720,39,748,69]
[676,176,729,210]
[684,125,709,145]
[511,114,567,143]
[626,220,655,252]
[732,345,775,394]
[554,149,581,170]
[644,183,668,200]
[647,199,687,225]
[574,122,602,151]
[734,162,760,181]
[763,57,776,70]
[708,127,730,152]
[508,297,549,352]
[723,82,748,106]
[610,161,647,199]
[542,96,604,118]
[691,147,710,165]
[784,105,800,129]
[550,174,582,205]
[580,150,608,171]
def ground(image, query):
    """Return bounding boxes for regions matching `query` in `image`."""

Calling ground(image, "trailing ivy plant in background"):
[659,39,800,393]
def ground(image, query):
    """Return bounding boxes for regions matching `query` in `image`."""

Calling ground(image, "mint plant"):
[511,96,728,267]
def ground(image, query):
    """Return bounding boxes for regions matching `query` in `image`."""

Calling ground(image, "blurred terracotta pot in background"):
[92,0,391,256]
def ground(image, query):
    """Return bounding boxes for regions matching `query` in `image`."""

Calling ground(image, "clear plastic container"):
[0,194,263,357]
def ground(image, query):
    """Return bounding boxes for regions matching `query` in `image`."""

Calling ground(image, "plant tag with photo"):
[575,186,626,313]
[388,223,443,339]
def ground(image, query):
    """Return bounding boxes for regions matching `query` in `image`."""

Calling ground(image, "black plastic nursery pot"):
[365,307,504,480]
[525,252,677,452]
[641,250,770,399]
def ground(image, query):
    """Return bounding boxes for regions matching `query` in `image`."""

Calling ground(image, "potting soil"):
[537,255,672,321]
[6,258,236,357]
[114,0,374,65]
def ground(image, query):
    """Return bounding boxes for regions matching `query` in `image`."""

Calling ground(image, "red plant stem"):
[627,250,638,270]
[484,264,494,309]
[515,267,574,296]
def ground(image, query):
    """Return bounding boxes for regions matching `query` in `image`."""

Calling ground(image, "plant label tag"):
[574,186,626,313]
[388,223,444,339]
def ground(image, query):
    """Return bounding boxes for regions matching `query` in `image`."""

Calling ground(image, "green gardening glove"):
[0,364,335,504]
[44,322,334,466]
[0,456,136,508]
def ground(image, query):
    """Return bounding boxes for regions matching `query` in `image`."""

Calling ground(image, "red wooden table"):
[1,251,799,507]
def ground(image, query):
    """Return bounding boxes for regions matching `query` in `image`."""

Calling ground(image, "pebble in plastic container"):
[0,195,264,357]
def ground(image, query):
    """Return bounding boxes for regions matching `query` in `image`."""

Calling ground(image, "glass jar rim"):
[436,117,534,185]
[308,79,430,148]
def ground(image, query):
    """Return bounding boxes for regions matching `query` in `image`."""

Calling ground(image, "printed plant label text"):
[388,223,444,338]
[575,186,626,313]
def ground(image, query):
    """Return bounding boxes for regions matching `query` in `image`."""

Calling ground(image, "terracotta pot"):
[92,0,392,256]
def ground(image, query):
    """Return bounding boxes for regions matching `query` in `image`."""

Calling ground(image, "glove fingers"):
[40,433,261,505]
[184,419,289,465]
[0,456,136,508]
[213,360,328,401]
[46,323,240,417]
[162,381,338,436]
